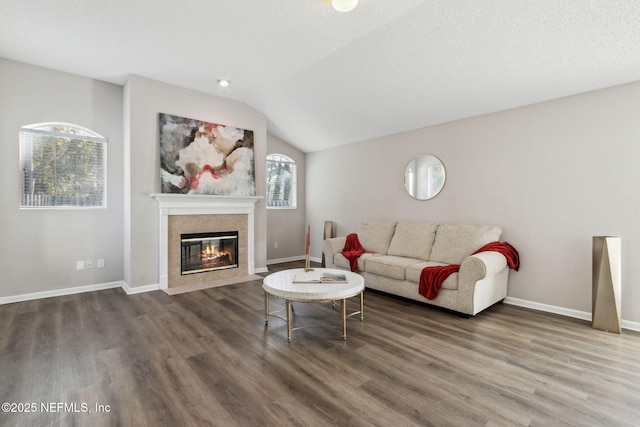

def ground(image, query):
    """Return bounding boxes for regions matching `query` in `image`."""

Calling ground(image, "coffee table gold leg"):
[264,291,269,324]
[341,298,347,340]
[360,291,364,321]
[286,300,292,343]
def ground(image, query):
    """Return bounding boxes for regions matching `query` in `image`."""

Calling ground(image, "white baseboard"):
[0,281,124,305]
[504,296,640,333]
[122,282,160,295]
[254,266,270,273]
[266,256,322,266]
[266,255,305,265]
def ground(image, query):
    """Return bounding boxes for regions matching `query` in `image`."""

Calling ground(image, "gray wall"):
[266,134,306,263]
[306,81,640,324]
[0,60,269,300]
[124,75,268,289]
[0,59,124,298]
[4,57,639,327]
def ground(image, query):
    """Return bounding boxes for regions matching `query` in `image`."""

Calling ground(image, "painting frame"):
[159,113,256,196]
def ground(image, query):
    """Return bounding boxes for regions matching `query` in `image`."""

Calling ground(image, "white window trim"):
[19,122,107,210]
[266,153,297,209]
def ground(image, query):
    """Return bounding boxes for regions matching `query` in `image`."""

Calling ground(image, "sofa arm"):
[460,251,508,281]
[322,237,346,269]
[457,251,509,315]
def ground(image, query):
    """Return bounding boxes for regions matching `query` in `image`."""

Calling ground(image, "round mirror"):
[403,154,446,200]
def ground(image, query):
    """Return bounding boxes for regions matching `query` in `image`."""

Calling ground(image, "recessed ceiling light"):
[217,79,230,87]
[332,0,358,12]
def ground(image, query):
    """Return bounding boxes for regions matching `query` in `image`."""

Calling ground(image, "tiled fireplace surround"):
[151,194,262,295]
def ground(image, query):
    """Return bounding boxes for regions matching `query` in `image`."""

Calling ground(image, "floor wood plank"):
[1,260,640,426]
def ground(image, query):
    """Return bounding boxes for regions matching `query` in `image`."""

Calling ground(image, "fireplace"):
[181,231,238,275]
[151,194,261,292]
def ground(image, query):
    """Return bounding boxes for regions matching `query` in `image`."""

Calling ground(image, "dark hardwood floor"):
[2,260,640,426]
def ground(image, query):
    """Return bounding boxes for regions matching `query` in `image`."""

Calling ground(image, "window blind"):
[19,123,107,208]
[266,153,296,208]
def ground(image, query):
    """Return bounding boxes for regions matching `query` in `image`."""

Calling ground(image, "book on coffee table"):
[293,271,348,284]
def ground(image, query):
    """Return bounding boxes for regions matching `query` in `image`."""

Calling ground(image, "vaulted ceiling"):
[2,0,640,152]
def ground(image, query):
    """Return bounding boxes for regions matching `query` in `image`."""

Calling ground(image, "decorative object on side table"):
[322,221,334,267]
[592,236,621,334]
[304,225,314,272]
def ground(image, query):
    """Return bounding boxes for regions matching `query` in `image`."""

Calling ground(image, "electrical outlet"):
[76,260,85,270]
[86,259,93,269]
[97,259,105,268]
[274,242,278,248]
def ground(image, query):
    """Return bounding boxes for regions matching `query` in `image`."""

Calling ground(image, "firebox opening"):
[181,231,238,275]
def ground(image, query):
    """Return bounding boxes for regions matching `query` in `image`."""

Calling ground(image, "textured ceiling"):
[2,0,640,153]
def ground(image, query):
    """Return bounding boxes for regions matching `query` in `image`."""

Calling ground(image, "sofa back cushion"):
[387,222,438,260]
[358,221,397,254]
[430,224,502,264]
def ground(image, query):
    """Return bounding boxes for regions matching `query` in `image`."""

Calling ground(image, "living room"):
[3,58,640,330]
[2,1,640,425]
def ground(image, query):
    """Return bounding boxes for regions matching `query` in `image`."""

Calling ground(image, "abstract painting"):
[159,113,255,196]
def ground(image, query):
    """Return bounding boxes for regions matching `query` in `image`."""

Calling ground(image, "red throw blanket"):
[418,241,520,300]
[342,233,363,272]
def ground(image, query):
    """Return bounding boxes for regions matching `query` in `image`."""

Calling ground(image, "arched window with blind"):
[266,153,296,209]
[19,122,107,208]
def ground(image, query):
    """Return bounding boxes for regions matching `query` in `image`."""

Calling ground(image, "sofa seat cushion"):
[387,222,438,260]
[358,221,397,254]
[365,255,425,280]
[405,261,459,290]
[333,252,382,271]
[430,224,502,265]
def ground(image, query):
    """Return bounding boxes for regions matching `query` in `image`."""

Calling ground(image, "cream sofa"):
[321,221,510,316]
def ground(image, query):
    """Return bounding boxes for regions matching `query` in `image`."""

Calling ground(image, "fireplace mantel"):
[151,193,262,214]
[151,194,262,290]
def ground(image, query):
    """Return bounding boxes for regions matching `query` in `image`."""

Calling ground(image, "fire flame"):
[201,244,233,264]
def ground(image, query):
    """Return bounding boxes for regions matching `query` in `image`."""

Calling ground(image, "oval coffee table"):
[263,268,364,342]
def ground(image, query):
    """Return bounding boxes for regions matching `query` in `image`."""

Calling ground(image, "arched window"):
[266,153,296,209]
[19,122,107,208]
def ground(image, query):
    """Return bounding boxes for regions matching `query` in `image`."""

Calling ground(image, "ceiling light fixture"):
[217,79,230,87]
[332,0,358,13]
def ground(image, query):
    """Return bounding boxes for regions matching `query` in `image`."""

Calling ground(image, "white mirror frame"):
[403,154,446,200]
